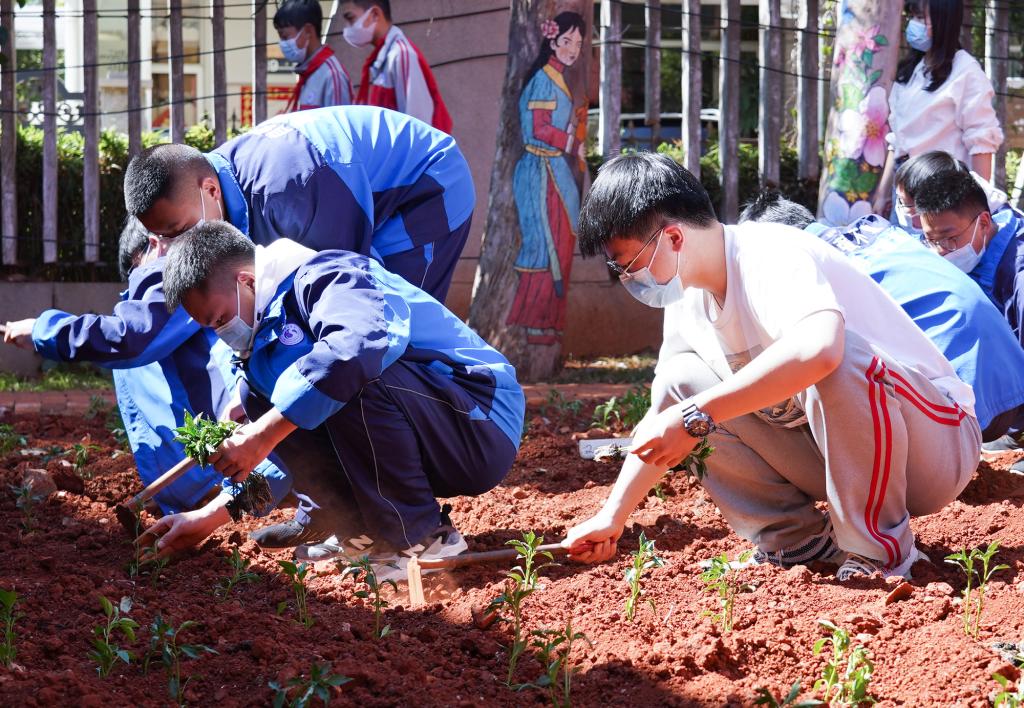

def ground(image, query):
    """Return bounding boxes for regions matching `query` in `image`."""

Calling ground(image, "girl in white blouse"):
[873,0,1003,217]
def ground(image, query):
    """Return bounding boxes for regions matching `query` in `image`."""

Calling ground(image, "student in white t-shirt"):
[562,153,982,581]
[873,0,1002,217]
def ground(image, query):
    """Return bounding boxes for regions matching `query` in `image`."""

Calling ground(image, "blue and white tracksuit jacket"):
[810,214,1024,437]
[31,259,290,514]
[237,241,525,548]
[209,105,475,301]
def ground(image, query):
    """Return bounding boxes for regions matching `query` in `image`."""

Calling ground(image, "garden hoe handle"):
[114,456,198,537]
[415,542,570,570]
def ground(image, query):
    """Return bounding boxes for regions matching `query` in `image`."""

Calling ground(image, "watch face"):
[688,418,711,437]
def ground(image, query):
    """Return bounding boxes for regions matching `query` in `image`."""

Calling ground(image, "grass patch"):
[556,352,657,385]
[0,363,113,392]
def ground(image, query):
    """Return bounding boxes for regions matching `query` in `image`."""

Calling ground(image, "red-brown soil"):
[1,406,1023,706]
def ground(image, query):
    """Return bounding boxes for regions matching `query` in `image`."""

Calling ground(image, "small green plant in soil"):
[173,411,238,466]
[278,560,314,628]
[269,661,351,708]
[9,480,43,533]
[812,619,875,707]
[341,556,397,639]
[143,614,217,707]
[669,437,715,481]
[592,395,622,429]
[945,540,1008,638]
[216,546,260,599]
[544,388,583,422]
[700,550,753,632]
[619,385,651,429]
[0,588,23,668]
[66,440,101,479]
[624,532,665,622]
[490,531,554,686]
[754,683,824,707]
[141,541,171,588]
[0,424,27,455]
[89,596,139,678]
[84,394,111,420]
[994,672,1024,707]
[516,619,591,708]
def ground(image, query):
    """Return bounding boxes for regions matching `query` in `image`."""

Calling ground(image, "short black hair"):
[913,168,989,218]
[124,143,215,218]
[577,152,716,257]
[117,216,151,281]
[894,150,966,201]
[273,0,323,32]
[163,221,255,311]
[343,0,391,21]
[738,190,815,229]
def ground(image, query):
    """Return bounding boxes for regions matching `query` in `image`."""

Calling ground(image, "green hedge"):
[0,122,220,281]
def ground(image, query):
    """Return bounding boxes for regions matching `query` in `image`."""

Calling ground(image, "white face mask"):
[215,282,257,356]
[942,218,985,273]
[905,18,932,52]
[279,32,308,64]
[343,7,377,47]
[620,233,685,309]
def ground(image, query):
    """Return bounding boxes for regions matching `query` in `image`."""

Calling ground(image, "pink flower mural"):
[837,86,889,167]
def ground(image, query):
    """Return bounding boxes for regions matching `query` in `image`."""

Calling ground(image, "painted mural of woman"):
[505,11,588,346]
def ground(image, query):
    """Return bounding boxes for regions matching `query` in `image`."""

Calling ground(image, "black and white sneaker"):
[752,513,845,568]
[836,546,927,581]
[249,494,332,548]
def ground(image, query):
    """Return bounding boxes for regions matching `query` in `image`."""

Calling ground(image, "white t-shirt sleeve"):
[740,236,846,340]
[954,55,1003,156]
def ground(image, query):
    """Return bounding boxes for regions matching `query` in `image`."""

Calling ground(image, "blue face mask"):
[620,233,685,309]
[906,18,932,52]
[279,33,308,64]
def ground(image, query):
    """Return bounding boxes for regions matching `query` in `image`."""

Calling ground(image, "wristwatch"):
[680,402,716,438]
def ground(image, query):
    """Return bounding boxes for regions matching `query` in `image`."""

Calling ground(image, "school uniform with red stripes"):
[653,221,981,574]
[286,45,353,112]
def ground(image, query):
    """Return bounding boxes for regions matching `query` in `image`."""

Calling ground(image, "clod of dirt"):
[784,564,813,583]
[845,613,883,634]
[885,581,914,605]
[49,463,84,494]
[924,582,955,597]
[471,605,499,630]
[22,468,57,498]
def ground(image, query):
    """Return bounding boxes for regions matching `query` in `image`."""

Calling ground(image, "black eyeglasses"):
[924,212,982,253]
[605,226,666,278]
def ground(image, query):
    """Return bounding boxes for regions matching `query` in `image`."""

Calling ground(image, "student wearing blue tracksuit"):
[147,222,524,577]
[124,105,475,303]
[740,192,1024,443]
[1,220,290,515]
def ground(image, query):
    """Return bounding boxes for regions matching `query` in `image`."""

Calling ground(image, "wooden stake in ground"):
[467,0,594,382]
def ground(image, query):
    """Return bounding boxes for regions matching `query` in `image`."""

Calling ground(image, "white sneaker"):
[836,545,929,581]
[369,523,469,584]
[293,531,379,562]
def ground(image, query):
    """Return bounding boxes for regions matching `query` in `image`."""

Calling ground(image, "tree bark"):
[467,0,594,382]
[817,1,902,225]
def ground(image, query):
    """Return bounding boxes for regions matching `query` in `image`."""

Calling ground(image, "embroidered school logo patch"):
[279,323,305,346]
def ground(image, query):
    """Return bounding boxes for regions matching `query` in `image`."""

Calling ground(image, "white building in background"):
[14,0,333,134]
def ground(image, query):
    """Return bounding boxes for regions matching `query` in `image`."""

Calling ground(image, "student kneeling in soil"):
[147,222,525,581]
[739,190,1024,445]
[563,153,981,580]
[1,219,290,517]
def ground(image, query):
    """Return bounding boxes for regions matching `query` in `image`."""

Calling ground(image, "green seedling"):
[945,540,1008,638]
[813,620,875,706]
[544,388,583,422]
[143,614,217,707]
[84,394,111,420]
[216,546,260,599]
[650,482,667,501]
[669,437,715,481]
[995,673,1024,707]
[619,385,651,429]
[341,556,397,639]
[141,541,171,588]
[516,619,591,708]
[700,550,753,632]
[269,661,351,708]
[592,396,622,429]
[753,683,823,707]
[89,596,138,678]
[624,532,665,622]
[104,404,130,451]
[66,440,101,479]
[489,531,554,685]
[0,424,27,455]
[9,480,43,533]
[278,561,314,628]
[0,588,23,668]
[173,411,238,466]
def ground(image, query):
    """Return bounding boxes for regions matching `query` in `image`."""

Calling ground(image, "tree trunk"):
[467,0,594,382]
[817,1,902,225]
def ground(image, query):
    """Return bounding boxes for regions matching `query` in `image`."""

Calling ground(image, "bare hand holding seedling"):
[2,319,36,351]
[209,408,295,483]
